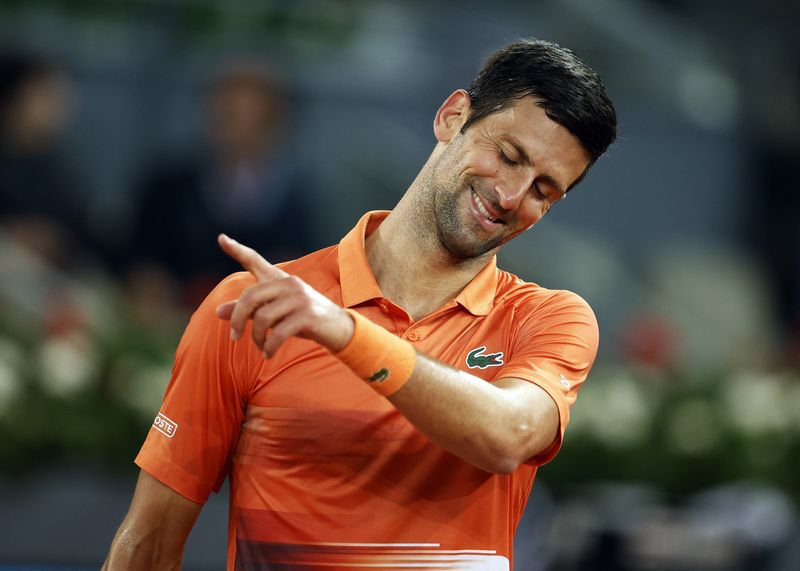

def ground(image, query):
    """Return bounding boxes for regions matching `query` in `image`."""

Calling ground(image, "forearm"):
[386,354,557,473]
[103,521,187,571]
[103,471,202,571]
[325,309,558,473]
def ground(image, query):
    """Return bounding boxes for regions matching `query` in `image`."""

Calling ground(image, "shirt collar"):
[338,210,499,316]
[454,254,498,316]
[338,211,388,308]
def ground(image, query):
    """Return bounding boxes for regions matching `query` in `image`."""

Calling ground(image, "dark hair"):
[0,52,57,105]
[0,52,60,129]
[463,39,617,169]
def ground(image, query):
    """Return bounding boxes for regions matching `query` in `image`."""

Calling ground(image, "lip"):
[469,187,504,231]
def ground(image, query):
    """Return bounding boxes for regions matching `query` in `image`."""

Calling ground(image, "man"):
[0,51,88,267]
[104,39,616,570]
[125,64,313,310]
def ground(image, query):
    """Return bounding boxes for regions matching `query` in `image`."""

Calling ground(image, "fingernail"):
[230,328,239,340]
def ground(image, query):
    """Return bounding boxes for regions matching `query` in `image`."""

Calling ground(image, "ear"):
[433,89,471,143]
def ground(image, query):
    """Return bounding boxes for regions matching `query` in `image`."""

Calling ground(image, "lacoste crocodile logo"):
[368,368,390,383]
[466,346,504,369]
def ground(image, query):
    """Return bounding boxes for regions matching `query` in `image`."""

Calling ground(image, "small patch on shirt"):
[153,412,178,438]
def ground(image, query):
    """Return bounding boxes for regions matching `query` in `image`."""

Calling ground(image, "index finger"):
[218,234,286,282]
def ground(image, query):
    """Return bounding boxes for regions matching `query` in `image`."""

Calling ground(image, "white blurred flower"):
[37,332,98,397]
[785,381,800,434]
[667,398,721,455]
[569,370,654,448]
[0,338,23,415]
[721,371,792,436]
[109,358,170,419]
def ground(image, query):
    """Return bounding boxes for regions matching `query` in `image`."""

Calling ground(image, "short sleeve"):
[135,272,259,503]
[499,291,599,466]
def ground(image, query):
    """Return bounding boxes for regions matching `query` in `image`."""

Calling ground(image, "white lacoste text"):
[153,412,178,438]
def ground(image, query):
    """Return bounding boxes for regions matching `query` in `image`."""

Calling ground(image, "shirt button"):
[407,331,420,342]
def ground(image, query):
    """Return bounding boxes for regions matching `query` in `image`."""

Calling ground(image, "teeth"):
[472,190,496,223]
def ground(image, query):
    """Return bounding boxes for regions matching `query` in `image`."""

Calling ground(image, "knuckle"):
[286,275,303,289]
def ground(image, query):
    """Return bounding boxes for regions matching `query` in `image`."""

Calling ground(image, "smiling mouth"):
[471,188,505,225]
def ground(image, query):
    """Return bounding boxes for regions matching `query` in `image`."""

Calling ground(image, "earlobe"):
[433,89,471,143]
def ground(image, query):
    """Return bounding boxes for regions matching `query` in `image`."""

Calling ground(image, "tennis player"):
[104,38,616,570]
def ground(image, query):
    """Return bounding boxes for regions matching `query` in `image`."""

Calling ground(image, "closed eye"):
[498,150,519,167]
[532,183,558,213]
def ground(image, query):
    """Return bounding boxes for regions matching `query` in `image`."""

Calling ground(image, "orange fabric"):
[335,309,417,396]
[135,210,599,570]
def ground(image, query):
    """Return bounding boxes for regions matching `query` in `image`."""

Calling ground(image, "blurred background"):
[1,0,799,569]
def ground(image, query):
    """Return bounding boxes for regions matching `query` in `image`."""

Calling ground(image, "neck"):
[365,174,494,321]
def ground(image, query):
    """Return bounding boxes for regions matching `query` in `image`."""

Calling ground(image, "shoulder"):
[277,244,340,292]
[200,243,340,310]
[494,269,597,328]
[203,271,257,306]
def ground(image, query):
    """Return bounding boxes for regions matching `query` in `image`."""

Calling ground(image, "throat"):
[385,280,461,322]
[365,222,487,321]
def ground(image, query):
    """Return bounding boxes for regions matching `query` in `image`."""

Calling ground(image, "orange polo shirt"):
[136,210,599,570]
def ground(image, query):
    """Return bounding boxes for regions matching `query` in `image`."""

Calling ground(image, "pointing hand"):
[216,234,354,356]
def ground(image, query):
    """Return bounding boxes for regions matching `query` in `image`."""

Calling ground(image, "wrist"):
[333,309,416,396]
[325,308,356,353]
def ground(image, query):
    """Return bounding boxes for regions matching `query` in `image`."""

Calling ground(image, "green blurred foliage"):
[0,0,361,47]
[0,302,181,475]
[2,300,799,509]
[543,368,800,506]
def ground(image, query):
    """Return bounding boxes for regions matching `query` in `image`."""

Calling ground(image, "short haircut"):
[463,39,617,169]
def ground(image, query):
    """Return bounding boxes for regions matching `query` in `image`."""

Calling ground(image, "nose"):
[494,170,533,211]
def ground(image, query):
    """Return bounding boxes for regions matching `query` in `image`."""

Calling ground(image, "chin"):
[433,187,506,259]
[439,229,504,260]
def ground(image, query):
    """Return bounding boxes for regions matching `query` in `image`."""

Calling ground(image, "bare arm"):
[103,470,203,571]
[216,235,559,474]
[389,360,557,473]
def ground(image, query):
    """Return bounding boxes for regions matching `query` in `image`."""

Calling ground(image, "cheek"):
[515,200,546,228]
[462,149,501,179]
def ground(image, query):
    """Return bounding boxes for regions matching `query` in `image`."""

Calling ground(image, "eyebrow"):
[503,135,567,197]
[502,135,532,167]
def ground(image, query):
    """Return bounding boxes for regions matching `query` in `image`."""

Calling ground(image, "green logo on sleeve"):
[466,346,504,369]
[368,368,390,383]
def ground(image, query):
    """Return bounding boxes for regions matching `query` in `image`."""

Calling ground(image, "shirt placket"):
[401,301,461,346]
